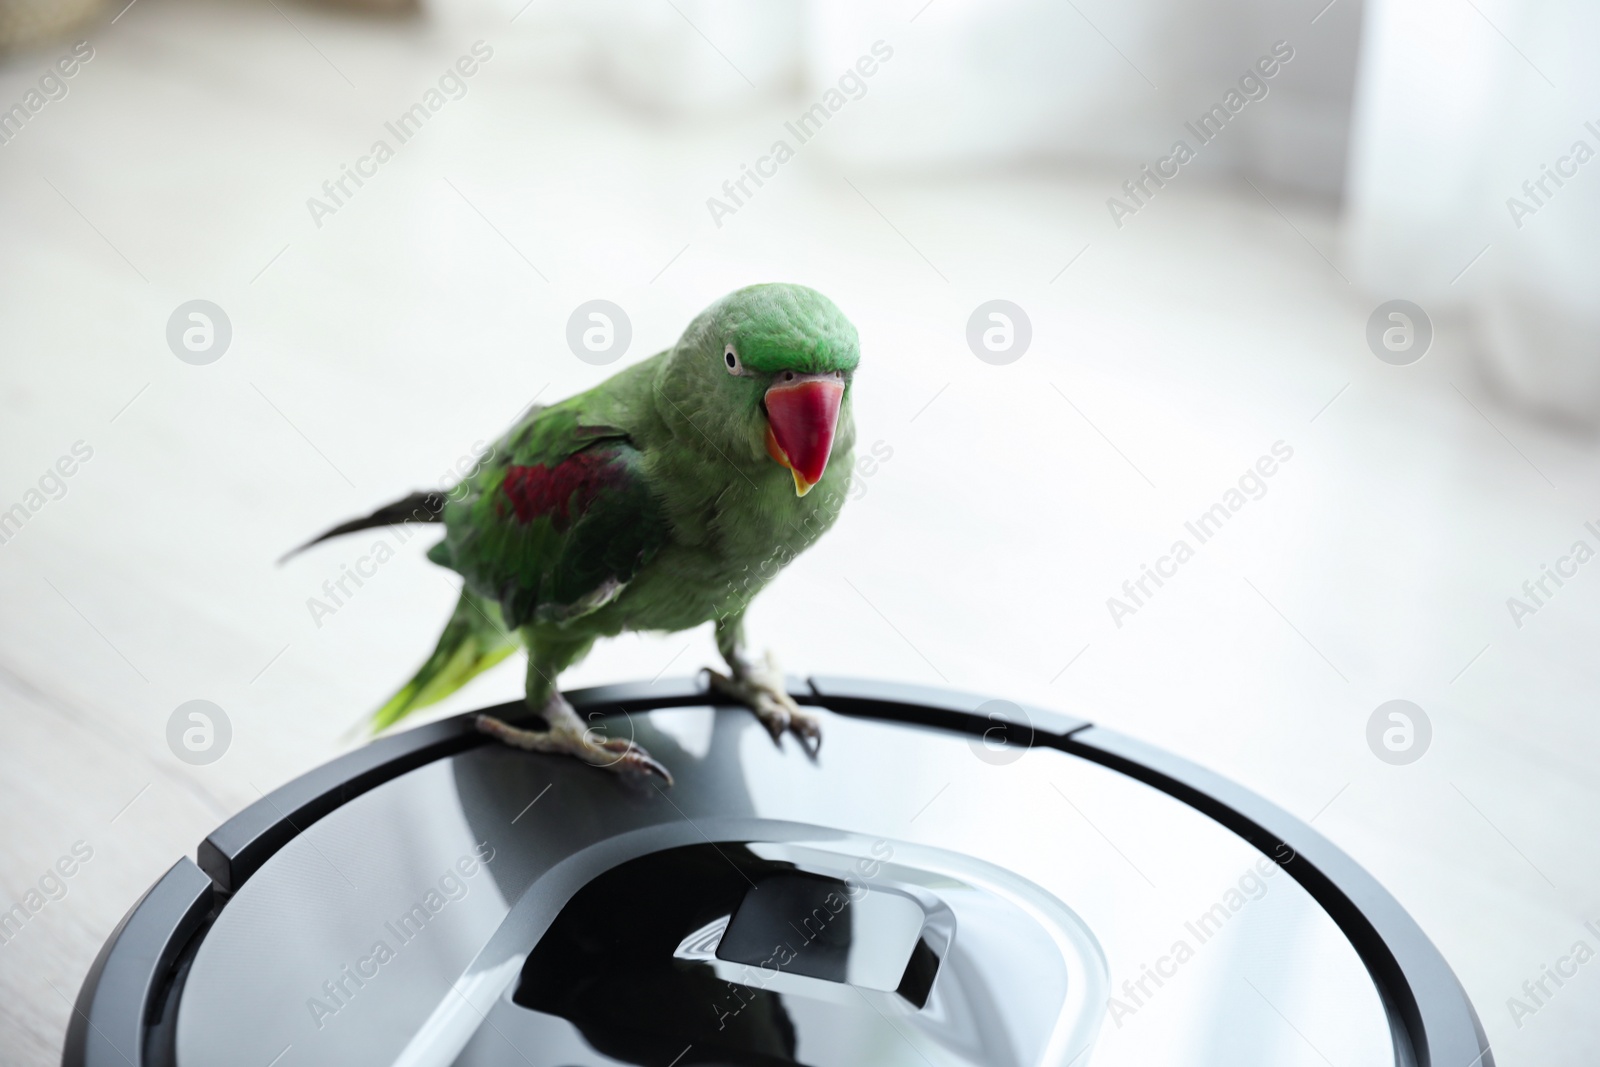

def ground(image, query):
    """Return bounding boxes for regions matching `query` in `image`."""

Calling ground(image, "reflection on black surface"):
[515,844,798,1065]
[719,871,852,984]
[514,843,912,1066]
[895,939,940,1010]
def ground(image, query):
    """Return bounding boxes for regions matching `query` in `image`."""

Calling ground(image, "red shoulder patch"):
[499,450,623,531]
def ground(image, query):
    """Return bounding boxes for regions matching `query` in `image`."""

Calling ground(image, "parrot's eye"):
[724,345,741,374]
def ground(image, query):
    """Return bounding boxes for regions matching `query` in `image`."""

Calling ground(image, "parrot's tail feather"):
[371,589,520,733]
[279,490,446,564]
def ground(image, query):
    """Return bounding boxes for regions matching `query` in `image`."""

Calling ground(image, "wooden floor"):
[3,2,1599,1064]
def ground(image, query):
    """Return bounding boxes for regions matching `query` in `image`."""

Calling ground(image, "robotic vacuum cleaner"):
[64,677,1491,1066]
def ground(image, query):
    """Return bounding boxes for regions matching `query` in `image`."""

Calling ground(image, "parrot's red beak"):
[763,375,844,497]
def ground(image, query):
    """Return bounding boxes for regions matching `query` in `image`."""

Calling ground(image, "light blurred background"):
[2,0,1598,1063]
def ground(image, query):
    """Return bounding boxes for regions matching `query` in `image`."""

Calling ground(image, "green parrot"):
[289,283,859,784]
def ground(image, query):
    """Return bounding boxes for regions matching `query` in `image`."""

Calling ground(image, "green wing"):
[428,402,671,630]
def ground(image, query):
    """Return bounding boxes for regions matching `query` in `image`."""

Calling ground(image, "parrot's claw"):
[475,702,674,787]
[705,654,822,755]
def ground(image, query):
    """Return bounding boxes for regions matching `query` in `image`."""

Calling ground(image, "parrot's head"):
[670,283,859,497]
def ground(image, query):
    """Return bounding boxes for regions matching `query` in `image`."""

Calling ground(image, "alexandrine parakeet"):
[290,283,859,784]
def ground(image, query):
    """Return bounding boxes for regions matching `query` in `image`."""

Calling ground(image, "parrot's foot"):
[706,652,822,754]
[475,696,673,786]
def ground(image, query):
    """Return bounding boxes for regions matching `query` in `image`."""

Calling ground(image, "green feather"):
[370,590,517,731]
